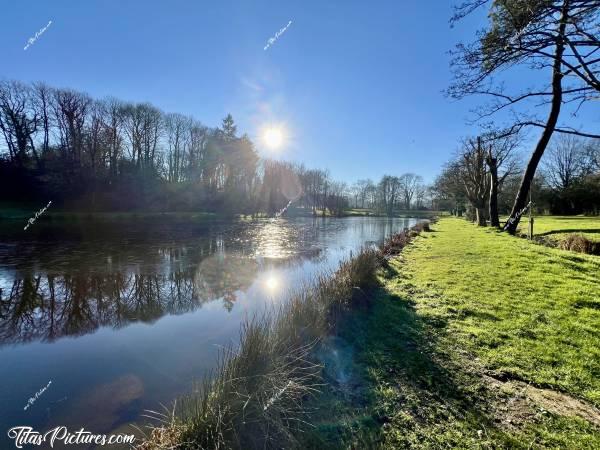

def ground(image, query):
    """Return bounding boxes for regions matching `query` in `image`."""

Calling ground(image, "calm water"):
[0,216,416,448]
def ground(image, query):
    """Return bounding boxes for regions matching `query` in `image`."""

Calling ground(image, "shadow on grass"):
[301,264,515,449]
[538,228,600,236]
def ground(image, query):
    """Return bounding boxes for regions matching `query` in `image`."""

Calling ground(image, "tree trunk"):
[488,157,499,227]
[504,2,568,234]
[476,206,487,226]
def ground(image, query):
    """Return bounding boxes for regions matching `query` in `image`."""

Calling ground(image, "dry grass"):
[381,220,433,256]
[559,233,600,255]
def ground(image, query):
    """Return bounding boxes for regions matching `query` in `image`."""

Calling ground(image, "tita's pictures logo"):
[7,426,135,448]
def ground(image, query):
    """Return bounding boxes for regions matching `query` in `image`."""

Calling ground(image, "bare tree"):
[32,82,53,164]
[53,88,91,168]
[102,98,125,180]
[351,179,372,209]
[433,162,467,215]
[415,182,428,209]
[543,135,587,190]
[165,113,192,183]
[583,138,600,174]
[482,130,521,226]
[378,175,401,216]
[399,173,422,210]
[459,137,490,226]
[0,81,40,168]
[449,0,600,233]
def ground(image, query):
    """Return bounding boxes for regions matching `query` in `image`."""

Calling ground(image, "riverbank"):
[305,218,600,448]
[138,246,385,449]
[0,205,440,222]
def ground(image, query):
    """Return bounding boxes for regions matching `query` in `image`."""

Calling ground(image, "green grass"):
[304,218,600,449]
[518,215,600,243]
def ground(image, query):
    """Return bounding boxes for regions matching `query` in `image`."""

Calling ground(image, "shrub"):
[412,221,431,233]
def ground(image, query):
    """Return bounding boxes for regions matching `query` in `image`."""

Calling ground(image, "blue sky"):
[1,1,596,183]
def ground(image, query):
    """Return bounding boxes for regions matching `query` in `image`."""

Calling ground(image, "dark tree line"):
[0,80,353,216]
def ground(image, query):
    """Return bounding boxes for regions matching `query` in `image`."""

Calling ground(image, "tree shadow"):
[304,264,515,448]
[538,228,600,236]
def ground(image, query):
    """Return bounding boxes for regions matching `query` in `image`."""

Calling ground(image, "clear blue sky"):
[2,0,593,183]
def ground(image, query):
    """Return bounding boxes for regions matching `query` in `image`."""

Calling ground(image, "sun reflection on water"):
[253,221,298,259]
[264,273,280,292]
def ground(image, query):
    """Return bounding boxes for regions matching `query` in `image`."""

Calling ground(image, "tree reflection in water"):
[0,221,324,346]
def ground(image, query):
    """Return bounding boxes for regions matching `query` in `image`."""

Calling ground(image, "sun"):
[265,274,279,291]
[263,127,284,149]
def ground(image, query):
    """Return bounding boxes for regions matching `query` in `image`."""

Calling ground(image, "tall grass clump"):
[138,248,382,450]
[559,233,600,255]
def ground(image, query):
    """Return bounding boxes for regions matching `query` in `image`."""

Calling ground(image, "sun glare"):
[263,127,284,149]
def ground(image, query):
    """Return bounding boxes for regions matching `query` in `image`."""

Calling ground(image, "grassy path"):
[306,218,600,449]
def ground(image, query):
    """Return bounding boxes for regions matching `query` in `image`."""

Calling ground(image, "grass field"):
[305,218,600,449]
[517,215,600,243]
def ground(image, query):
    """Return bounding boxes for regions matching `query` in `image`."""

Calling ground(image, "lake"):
[0,216,417,447]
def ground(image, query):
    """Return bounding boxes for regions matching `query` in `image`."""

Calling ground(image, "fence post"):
[529,217,534,240]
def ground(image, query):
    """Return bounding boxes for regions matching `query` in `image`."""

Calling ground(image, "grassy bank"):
[306,218,600,448]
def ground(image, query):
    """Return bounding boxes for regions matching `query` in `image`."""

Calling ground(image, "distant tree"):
[399,173,422,210]
[102,97,125,181]
[32,82,53,165]
[459,137,490,226]
[55,89,91,162]
[165,113,191,183]
[434,162,468,216]
[543,135,587,190]
[220,114,237,140]
[415,182,428,209]
[351,179,372,209]
[378,175,401,216]
[586,140,600,173]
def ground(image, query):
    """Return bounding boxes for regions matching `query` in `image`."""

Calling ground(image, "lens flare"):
[264,127,283,149]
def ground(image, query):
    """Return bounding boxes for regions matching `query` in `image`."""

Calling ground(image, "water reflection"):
[194,255,259,311]
[0,219,330,346]
[0,217,416,449]
[0,252,318,345]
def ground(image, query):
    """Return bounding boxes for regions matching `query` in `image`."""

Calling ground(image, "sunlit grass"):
[304,218,600,449]
[397,218,599,403]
